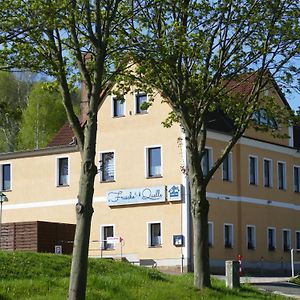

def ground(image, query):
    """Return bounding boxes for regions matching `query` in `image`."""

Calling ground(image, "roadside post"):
[225,260,240,289]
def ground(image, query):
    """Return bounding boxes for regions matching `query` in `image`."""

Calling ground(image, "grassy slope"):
[0,251,287,300]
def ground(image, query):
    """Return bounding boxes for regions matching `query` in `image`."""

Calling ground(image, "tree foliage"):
[129,0,300,289]
[17,82,67,150]
[0,71,28,152]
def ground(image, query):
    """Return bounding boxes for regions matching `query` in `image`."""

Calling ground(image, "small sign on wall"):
[173,235,184,247]
[55,245,62,254]
[167,184,182,201]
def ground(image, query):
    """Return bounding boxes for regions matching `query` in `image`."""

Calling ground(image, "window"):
[268,227,276,251]
[224,224,233,248]
[296,231,300,250]
[58,158,69,186]
[246,225,256,250]
[113,97,125,117]
[294,166,300,193]
[147,147,162,177]
[263,159,272,187]
[136,93,147,114]
[101,225,114,250]
[100,152,115,182]
[277,162,286,190]
[249,156,258,185]
[148,222,162,247]
[1,164,11,191]
[283,229,291,252]
[253,108,277,129]
[208,222,213,247]
[202,148,212,176]
[222,152,232,181]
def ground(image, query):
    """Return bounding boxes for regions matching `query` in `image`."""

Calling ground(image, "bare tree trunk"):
[186,139,211,289]
[68,120,98,300]
[192,189,211,289]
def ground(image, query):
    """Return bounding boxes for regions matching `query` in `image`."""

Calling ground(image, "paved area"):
[253,281,300,299]
[214,276,300,299]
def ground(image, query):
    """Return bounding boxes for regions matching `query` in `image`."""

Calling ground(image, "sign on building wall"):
[107,186,166,206]
[167,184,182,201]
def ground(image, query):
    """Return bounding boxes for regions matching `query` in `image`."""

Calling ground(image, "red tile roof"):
[47,122,75,148]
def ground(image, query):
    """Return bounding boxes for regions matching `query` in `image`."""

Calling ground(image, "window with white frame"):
[100,152,115,182]
[224,224,233,248]
[208,222,213,247]
[294,166,300,193]
[296,231,300,250]
[57,158,69,186]
[202,148,212,176]
[101,225,114,250]
[249,156,258,185]
[135,93,147,114]
[263,159,272,188]
[1,163,11,191]
[113,96,125,117]
[283,229,291,252]
[253,108,278,129]
[222,152,232,181]
[246,225,256,250]
[268,227,276,251]
[146,147,162,177]
[148,222,162,247]
[277,162,286,190]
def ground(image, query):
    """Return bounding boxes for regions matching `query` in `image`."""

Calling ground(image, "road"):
[253,281,300,299]
[214,276,300,298]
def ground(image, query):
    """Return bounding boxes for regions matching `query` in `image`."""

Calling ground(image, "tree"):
[0,1,132,299]
[0,71,27,152]
[130,0,300,289]
[17,82,67,150]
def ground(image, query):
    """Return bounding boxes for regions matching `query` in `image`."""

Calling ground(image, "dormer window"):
[253,109,278,129]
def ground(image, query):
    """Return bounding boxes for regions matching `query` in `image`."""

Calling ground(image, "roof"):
[47,122,75,148]
[225,72,291,109]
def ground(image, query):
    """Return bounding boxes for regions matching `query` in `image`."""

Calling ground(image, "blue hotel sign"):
[107,186,166,206]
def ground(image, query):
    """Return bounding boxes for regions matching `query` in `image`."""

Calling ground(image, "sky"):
[288,94,299,111]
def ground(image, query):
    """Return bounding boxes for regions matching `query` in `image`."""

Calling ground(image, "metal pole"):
[291,248,295,277]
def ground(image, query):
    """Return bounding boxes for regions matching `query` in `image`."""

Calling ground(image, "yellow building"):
[0,83,300,274]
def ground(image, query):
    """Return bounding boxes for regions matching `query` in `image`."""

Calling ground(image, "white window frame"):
[135,92,148,114]
[246,225,256,250]
[293,165,300,193]
[100,224,115,250]
[111,95,125,117]
[282,229,291,252]
[224,223,234,248]
[56,156,70,187]
[147,221,162,247]
[99,151,116,182]
[145,145,163,178]
[295,231,300,250]
[222,151,233,181]
[249,155,258,185]
[267,227,276,251]
[263,158,273,188]
[208,221,214,247]
[0,162,12,191]
[201,147,213,176]
[277,161,286,190]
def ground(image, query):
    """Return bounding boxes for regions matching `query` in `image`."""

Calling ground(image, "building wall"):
[1,88,300,273]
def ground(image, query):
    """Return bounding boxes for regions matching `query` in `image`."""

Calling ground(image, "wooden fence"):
[0,221,75,254]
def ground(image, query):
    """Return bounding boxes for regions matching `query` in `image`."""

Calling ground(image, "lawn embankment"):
[0,251,287,299]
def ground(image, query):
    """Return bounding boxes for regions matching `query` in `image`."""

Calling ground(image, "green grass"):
[0,251,288,299]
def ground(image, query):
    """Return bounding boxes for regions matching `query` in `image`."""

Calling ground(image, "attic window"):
[253,109,278,129]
